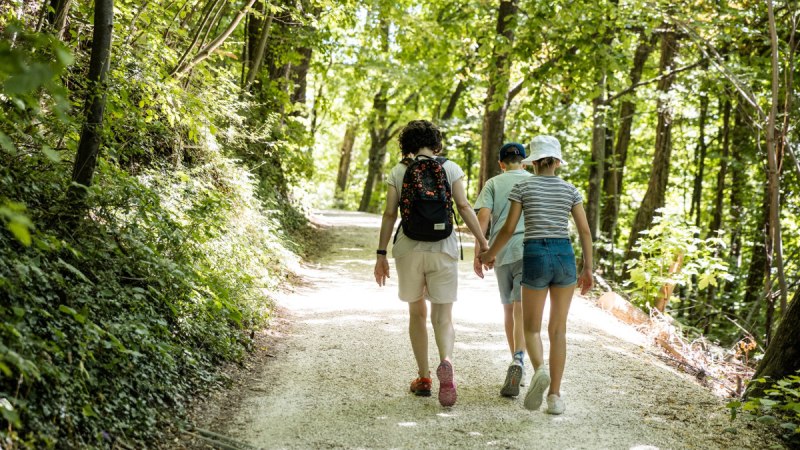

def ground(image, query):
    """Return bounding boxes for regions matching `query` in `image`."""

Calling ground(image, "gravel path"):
[196,210,780,450]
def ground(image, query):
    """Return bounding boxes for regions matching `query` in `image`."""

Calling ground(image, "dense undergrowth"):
[1,18,312,448]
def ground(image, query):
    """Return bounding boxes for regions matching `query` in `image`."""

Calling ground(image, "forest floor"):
[173,210,784,450]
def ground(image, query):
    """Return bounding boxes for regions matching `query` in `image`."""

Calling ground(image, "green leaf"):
[757,415,777,424]
[7,221,32,246]
[0,398,20,427]
[0,132,16,155]
[42,146,61,162]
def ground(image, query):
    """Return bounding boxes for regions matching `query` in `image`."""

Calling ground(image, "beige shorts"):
[395,251,458,304]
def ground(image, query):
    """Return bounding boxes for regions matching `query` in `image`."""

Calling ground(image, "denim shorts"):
[521,238,577,290]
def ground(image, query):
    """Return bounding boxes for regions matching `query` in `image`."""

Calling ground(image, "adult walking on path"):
[374,120,489,407]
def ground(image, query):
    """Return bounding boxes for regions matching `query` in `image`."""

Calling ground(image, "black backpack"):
[396,155,454,242]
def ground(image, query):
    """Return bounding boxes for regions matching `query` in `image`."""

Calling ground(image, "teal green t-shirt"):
[473,169,532,267]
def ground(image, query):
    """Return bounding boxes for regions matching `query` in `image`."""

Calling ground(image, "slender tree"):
[624,29,680,266]
[479,0,518,189]
[69,0,114,202]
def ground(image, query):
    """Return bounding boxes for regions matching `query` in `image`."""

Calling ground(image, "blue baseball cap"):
[498,142,526,161]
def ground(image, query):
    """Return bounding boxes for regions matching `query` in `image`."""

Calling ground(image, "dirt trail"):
[191,210,779,450]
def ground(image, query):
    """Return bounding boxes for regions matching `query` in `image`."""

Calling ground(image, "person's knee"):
[548,322,567,338]
[430,305,453,327]
[408,300,427,320]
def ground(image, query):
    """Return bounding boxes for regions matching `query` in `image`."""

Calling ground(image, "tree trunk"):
[599,36,654,276]
[709,99,731,235]
[358,85,390,213]
[743,188,769,334]
[334,124,357,205]
[243,11,273,91]
[69,0,114,199]
[587,87,606,241]
[290,46,313,105]
[479,0,518,190]
[748,287,800,397]
[46,0,72,40]
[705,98,731,320]
[690,92,709,227]
[764,0,788,319]
[624,30,679,267]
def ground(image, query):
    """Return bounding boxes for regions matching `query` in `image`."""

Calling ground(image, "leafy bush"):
[0,17,305,449]
[728,372,800,446]
[625,207,731,311]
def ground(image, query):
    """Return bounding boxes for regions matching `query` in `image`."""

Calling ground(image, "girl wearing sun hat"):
[480,134,593,415]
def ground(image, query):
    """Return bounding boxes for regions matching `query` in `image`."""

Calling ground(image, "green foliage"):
[727,372,800,446]
[625,208,731,311]
[1,5,310,447]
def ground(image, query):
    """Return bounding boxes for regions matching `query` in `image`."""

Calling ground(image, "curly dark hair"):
[398,120,443,156]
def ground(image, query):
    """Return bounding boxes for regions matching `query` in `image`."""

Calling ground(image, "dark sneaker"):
[524,367,550,411]
[500,362,523,397]
[410,376,432,396]
[436,360,457,407]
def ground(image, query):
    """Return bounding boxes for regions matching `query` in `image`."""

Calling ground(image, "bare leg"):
[503,304,515,355]
[513,300,526,355]
[408,299,429,377]
[503,302,526,356]
[430,302,454,362]
[521,287,548,370]
[547,285,574,396]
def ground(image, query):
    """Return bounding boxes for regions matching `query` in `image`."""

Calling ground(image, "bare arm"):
[452,178,489,252]
[473,208,492,277]
[480,201,522,266]
[571,203,594,295]
[374,185,400,286]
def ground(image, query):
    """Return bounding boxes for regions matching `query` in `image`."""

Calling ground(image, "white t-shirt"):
[387,159,465,260]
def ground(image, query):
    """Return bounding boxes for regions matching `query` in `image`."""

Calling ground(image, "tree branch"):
[171,0,257,77]
[606,60,705,104]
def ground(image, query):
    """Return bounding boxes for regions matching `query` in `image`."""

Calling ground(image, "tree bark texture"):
[599,36,654,273]
[624,30,679,266]
[70,0,114,194]
[335,124,357,201]
[765,0,788,318]
[690,92,709,227]
[479,0,518,190]
[709,99,731,235]
[587,86,606,241]
[46,0,72,40]
[243,9,273,91]
[358,85,390,213]
[748,288,800,397]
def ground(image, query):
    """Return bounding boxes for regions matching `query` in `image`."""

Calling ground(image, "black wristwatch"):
[376,250,387,256]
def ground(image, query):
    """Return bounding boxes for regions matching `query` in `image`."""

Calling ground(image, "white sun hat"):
[521,135,567,165]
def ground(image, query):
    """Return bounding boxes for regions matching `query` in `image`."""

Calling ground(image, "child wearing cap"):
[374,120,489,407]
[480,135,593,415]
[473,142,533,398]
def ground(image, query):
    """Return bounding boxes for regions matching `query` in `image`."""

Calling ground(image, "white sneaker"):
[546,394,565,415]
[523,367,550,411]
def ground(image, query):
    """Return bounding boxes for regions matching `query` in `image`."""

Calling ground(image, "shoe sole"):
[524,370,550,411]
[500,365,522,397]
[412,389,431,397]
[436,361,457,407]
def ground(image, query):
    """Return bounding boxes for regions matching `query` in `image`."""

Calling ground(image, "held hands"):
[577,267,593,295]
[473,244,492,279]
[479,249,495,269]
[374,256,390,287]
